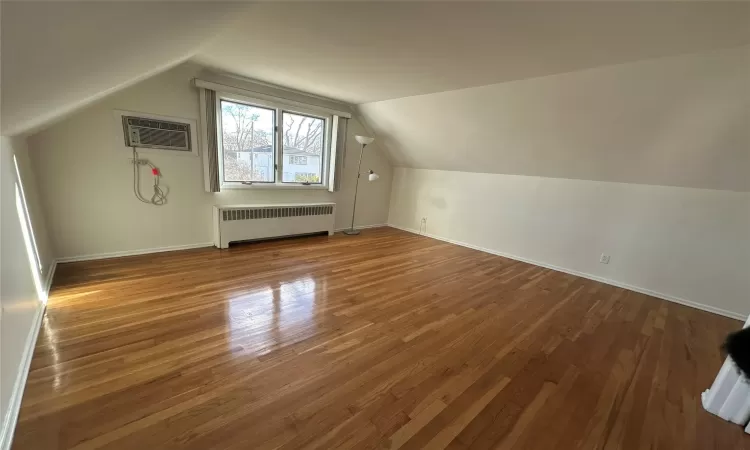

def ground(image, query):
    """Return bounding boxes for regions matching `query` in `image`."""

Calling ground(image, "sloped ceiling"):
[2,1,748,191]
[360,45,750,192]
[194,2,749,192]
[195,2,750,104]
[0,1,246,136]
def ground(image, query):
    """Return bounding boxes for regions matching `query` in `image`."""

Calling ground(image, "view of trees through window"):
[221,100,274,182]
[282,112,324,183]
[220,100,326,184]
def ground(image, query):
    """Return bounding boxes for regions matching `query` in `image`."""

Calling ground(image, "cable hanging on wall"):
[131,147,168,205]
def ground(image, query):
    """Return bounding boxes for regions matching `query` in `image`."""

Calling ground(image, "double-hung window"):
[217,93,330,189]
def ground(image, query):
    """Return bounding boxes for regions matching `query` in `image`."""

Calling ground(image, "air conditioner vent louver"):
[222,205,334,221]
[122,116,192,152]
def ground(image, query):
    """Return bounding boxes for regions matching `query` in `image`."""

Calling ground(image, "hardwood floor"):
[12,227,748,449]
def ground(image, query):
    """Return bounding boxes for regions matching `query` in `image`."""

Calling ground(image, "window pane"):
[282,112,324,183]
[221,100,275,183]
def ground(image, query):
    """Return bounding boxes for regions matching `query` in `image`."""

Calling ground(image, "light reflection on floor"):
[39,288,108,393]
[41,315,62,391]
[226,276,318,356]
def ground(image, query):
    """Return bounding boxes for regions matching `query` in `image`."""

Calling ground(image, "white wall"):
[0,136,53,447]
[389,169,749,319]
[379,46,750,320]
[27,63,393,260]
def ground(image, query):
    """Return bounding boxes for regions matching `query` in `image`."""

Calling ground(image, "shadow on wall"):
[429,196,447,209]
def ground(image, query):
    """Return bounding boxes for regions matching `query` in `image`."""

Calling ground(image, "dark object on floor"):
[724,327,750,377]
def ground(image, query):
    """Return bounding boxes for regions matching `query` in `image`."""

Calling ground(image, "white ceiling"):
[195,2,750,105]
[2,1,748,191]
[3,2,748,137]
[0,1,245,136]
[360,45,750,191]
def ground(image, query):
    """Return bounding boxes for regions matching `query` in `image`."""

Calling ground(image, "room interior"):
[1,1,749,449]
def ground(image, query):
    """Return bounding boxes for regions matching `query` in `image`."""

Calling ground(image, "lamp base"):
[342,229,361,235]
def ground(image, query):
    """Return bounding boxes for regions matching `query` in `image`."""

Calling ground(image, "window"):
[282,112,324,184]
[289,155,308,165]
[217,94,330,188]
[220,100,275,183]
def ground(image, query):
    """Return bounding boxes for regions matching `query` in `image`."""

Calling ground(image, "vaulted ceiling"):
[2,2,748,190]
[195,2,750,104]
[0,1,244,136]
[360,45,750,192]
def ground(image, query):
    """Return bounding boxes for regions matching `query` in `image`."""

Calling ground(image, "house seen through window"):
[219,98,327,187]
[220,100,275,183]
[282,112,324,183]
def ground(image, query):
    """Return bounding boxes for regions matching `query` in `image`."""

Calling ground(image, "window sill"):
[220,183,329,191]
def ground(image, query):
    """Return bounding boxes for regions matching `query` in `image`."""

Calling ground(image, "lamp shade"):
[368,171,379,182]
[355,135,375,145]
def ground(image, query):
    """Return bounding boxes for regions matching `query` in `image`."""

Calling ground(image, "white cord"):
[132,147,167,205]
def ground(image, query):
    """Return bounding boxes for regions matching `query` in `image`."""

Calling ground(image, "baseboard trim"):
[0,304,45,450]
[56,242,215,263]
[334,223,386,232]
[0,257,56,449]
[387,224,747,321]
[55,227,390,263]
[43,260,57,297]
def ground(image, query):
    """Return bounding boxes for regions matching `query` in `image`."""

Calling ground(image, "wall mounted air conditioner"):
[213,203,336,248]
[122,116,191,152]
[112,109,199,157]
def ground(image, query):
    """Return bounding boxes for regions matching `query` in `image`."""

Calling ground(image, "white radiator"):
[213,203,335,249]
[702,316,750,432]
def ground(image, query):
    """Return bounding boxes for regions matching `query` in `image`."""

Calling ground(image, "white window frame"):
[216,92,332,190]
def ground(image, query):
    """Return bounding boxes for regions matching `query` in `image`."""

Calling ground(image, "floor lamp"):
[343,135,380,235]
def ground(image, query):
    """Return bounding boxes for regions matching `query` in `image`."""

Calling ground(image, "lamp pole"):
[344,142,367,235]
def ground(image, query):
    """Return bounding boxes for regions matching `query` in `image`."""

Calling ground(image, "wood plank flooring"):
[12,227,748,449]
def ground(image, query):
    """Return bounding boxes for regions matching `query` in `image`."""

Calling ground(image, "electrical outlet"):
[599,253,610,264]
[419,217,427,235]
